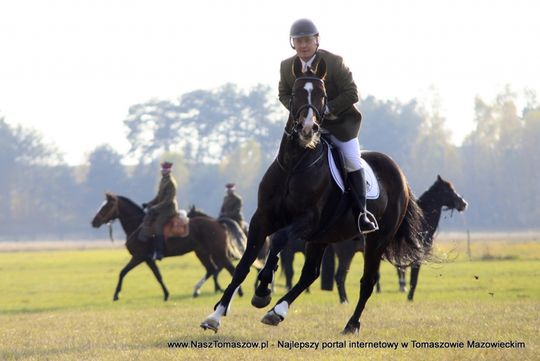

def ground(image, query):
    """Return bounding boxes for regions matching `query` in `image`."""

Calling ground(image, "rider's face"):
[293,36,318,61]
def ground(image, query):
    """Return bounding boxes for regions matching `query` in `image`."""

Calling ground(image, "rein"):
[108,220,115,243]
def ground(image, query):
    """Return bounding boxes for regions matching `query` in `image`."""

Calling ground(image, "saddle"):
[163,210,190,239]
[322,136,380,199]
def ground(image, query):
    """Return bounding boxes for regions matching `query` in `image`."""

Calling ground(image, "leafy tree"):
[124,84,284,164]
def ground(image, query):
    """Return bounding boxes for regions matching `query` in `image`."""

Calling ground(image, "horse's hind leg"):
[397,266,407,292]
[193,251,220,297]
[343,239,384,334]
[114,257,144,301]
[335,250,354,304]
[145,259,170,301]
[407,264,421,301]
[261,242,327,326]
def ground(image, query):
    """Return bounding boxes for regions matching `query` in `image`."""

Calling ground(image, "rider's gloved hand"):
[324,105,337,120]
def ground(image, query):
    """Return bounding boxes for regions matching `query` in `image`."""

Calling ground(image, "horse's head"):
[187,205,208,218]
[288,57,327,149]
[91,192,119,228]
[434,175,468,212]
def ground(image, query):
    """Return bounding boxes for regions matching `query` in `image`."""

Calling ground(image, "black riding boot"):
[153,235,165,261]
[348,169,377,234]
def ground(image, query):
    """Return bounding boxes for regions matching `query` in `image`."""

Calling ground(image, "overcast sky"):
[0,0,538,165]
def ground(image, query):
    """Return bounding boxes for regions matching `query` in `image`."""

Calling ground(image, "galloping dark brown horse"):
[314,175,468,304]
[200,58,428,335]
[91,193,246,301]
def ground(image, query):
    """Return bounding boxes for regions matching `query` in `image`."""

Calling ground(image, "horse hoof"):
[261,310,283,326]
[193,290,200,298]
[251,294,271,308]
[164,292,169,301]
[341,321,360,335]
[113,295,119,301]
[407,293,414,302]
[399,286,407,293]
[340,299,349,305]
[200,318,220,333]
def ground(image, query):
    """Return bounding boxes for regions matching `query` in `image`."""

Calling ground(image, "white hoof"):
[200,317,220,333]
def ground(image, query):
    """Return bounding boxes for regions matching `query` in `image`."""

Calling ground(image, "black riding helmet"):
[289,19,319,49]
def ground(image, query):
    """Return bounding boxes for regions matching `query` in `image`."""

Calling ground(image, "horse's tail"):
[218,217,247,260]
[383,187,429,267]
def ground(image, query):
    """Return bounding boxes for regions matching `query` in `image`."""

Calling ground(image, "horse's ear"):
[105,192,114,201]
[315,58,327,79]
[437,174,442,181]
[293,56,303,77]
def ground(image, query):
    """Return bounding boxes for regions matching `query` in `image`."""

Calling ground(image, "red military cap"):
[161,161,173,170]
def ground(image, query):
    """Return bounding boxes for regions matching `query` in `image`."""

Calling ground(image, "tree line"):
[0,84,538,239]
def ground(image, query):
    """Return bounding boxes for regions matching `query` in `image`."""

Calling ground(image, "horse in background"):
[91,193,247,301]
[318,175,468,303]
[187,205,269,272]
[200,58,429,335]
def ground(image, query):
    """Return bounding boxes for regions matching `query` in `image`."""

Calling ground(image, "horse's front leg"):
[113,257,144,301]
[146,259,169,301]
[251,229,289,308]
[200,210,271,333]
[261,242,327,326]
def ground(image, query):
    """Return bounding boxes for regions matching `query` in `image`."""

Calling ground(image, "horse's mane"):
[117,195,145,216]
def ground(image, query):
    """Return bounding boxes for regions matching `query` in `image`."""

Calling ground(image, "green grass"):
[0,242,539,360]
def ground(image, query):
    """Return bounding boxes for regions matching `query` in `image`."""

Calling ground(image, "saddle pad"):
[164,210,190,239]
[328,148,380,199]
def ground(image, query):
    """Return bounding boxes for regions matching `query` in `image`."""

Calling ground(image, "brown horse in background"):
[91,193,246,301]
[200,58,429,335]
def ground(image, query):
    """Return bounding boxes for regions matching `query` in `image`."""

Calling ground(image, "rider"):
[139,161,179,260]
[219,183,247,234]
[278,18,377,233]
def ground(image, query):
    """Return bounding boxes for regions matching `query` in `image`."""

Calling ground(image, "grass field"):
[0,236,539,360]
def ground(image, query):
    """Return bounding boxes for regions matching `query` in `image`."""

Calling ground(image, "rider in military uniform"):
[219,183,247,233]
[139,161,178,260]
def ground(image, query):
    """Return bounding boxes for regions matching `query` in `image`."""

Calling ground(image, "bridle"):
[285,76,327,138]
[96,199,119,225]
[95,198,119,242]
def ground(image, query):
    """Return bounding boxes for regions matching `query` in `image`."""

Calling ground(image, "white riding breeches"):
[328,135,363,172]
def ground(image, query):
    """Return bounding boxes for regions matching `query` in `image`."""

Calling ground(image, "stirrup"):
[358,210,379,234]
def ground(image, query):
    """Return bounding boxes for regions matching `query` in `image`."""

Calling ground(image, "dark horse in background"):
[91,193,249,300]
[187,205,270,269]
[314,175,468,304]
[200,58,429,335]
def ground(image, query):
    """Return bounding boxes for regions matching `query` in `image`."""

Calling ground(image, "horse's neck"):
[117,202,144,237]
[418,188,443,236]
[277,132,322,171]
